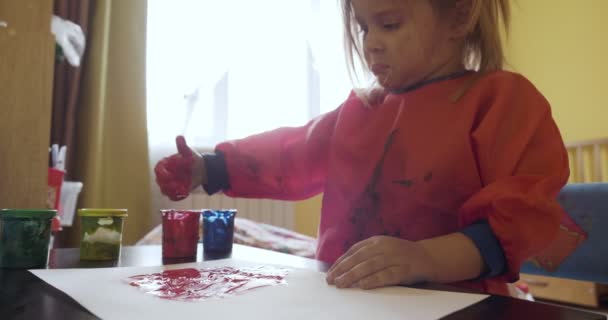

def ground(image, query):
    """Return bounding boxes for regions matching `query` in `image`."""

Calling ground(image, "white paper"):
[31,259,488,320]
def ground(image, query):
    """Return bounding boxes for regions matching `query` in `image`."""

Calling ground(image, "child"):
[155,0,570,296]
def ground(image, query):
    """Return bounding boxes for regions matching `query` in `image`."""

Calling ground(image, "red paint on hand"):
[176,135,191,158]
[154,136,195,201]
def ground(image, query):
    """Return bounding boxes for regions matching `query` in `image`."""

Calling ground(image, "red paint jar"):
[161,210,200,261]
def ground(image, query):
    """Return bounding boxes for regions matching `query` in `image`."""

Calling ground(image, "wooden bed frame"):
[567,138,608,183]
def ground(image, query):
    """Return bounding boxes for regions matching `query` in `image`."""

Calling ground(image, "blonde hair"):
[341,0,510,85]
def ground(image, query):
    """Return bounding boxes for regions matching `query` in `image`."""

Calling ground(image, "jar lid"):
[78,208,128,217]
[0,209,57,219]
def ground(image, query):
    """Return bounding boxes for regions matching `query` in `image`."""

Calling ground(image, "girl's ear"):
[449,0,476,38]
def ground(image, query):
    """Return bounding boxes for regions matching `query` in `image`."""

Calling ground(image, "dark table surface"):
[0,244,604,320]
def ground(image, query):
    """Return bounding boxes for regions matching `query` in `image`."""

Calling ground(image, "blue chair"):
[521,183,608,284]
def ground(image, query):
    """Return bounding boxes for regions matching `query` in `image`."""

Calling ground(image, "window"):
[147,0,352,151]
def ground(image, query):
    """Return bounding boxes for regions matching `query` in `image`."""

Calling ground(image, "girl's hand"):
[326,236,438,290]
[154,136,206,201]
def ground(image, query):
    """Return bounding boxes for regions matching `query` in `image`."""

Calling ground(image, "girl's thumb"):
[175,135,192,158]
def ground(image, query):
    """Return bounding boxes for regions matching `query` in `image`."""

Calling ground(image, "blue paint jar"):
[202,209,236,255]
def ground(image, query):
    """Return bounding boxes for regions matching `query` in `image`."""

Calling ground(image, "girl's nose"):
[364,31,384,54]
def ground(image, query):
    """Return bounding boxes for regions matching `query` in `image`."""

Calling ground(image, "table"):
[0,244,604,320]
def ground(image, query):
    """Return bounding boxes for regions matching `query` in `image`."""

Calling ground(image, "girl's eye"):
[383,23,400,30]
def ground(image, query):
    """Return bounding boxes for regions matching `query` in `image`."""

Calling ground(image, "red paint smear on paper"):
[126,266,289,301]
[154,136,195,201]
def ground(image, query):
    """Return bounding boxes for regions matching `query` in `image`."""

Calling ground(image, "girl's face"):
[351,0,464,90]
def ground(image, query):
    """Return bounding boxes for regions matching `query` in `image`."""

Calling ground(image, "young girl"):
[155,0,570,296]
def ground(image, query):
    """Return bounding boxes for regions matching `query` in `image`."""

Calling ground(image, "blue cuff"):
[201,151,230,195]
[461,221,507,279]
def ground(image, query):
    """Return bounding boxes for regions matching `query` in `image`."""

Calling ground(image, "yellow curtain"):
[61,0,151,246]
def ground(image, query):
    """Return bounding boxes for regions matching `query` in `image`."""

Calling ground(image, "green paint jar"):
[0,209,56,269]
[78,209,128,261]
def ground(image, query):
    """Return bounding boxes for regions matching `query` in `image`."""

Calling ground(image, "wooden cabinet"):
[0,0,55,208]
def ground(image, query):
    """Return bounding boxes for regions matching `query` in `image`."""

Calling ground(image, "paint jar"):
[78,209,128,261]
[0,209,56,269]
[202,209,237,255]
[161,209,200,261]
